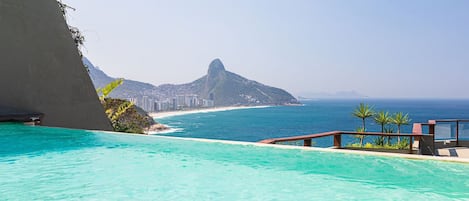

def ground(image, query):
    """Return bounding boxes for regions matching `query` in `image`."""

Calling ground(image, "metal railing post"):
[409,136,413,154]
[334,134,341,148]
[304,139,312,147]
[428,122,435,135]
[456,120,460,146]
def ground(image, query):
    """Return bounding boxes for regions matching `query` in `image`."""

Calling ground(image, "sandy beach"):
[149,105,271,119]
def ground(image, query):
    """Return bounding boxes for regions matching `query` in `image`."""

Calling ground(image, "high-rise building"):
[141,96,149,111]
[160,101,170,111]
[171,98,177,110]
[202,99,214,107]
[184,95,199,108]
[176,95,185,107]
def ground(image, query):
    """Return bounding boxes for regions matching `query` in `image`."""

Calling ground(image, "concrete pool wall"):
[0,0,112,131]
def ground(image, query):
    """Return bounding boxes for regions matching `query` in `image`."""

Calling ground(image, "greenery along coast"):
[349,103,412,149]
[95,78,168,134]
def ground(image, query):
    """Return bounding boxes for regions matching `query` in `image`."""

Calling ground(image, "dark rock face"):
[103,98,153,134]
[0,0,112,130]
[89,58,298,106]
[195,59,298,106]
[207,58,226,76]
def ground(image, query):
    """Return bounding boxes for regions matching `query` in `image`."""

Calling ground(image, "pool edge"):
[91,129,469,164]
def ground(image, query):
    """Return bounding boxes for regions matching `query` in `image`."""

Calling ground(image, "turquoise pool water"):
[1,124,468,200]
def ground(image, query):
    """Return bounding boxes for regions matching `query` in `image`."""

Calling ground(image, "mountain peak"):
[208,58,226,75]
[87,57,298,108]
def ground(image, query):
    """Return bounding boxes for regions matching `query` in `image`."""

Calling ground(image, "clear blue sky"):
[63,0,469,98]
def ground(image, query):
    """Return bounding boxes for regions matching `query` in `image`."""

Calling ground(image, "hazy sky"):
[63,0,469,98]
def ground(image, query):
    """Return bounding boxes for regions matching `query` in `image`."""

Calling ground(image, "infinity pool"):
[0,123,468,200]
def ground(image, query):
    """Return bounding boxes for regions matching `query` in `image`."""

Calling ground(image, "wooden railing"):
[259,131,428,154]
[260,119,468,155]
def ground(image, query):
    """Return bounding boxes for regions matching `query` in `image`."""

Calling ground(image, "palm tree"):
[384,126,395,146]
[354,127,366,146]
[374,111,391,145]
[353,103,374,146]
[374,111,391,133]
[353,103,375,131]
[391,112,411,143]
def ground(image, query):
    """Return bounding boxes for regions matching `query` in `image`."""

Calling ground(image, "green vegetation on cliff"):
[102,98,154,134]
[97,79,161,134]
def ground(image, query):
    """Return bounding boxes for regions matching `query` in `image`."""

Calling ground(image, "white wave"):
[147,127,184,135]
[149,105,272,119]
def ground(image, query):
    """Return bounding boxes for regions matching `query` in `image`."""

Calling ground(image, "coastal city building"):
[128,95,216,112]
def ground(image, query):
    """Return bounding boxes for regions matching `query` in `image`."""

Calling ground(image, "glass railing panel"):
[458,122,469,140]
[435,122,455,140]
[275,136,333,148]
[276,140,304,146]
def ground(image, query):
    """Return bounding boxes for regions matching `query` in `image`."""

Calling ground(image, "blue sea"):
[157,99,469,146]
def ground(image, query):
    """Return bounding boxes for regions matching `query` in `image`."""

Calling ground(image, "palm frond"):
[391,112,411,125]
[353,103,375,119]
[97,78,124,101]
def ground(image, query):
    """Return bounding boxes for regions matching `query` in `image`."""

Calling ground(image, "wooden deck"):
[437,147,469,158]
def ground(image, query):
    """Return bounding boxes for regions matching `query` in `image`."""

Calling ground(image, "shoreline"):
[149,105,271,119]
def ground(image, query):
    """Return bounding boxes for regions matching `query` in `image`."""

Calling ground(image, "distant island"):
[87,58,299,112]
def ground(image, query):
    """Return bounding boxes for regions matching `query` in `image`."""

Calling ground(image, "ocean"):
[156,99,469,146]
